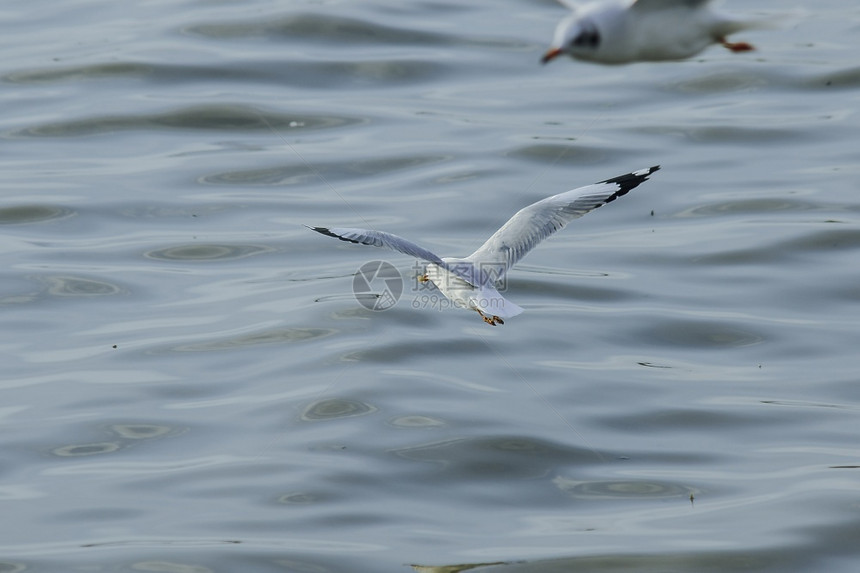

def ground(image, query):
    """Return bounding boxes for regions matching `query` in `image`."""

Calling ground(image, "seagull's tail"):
[472,290,524,319]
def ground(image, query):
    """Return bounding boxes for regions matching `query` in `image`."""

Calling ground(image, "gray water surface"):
[3,0,860,571]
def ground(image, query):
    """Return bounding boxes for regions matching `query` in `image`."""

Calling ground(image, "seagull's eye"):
[572,23,600,49]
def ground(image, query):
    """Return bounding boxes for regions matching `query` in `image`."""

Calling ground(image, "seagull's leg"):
[720,38,755,52]
[417,273,429,283]
[475,309,505,326]
[476,309,497,326]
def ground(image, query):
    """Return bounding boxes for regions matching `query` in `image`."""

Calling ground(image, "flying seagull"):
[542,0,764,65]
[308,166,659,326]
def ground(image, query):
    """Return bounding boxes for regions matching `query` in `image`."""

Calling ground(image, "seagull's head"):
[542,15,601,64]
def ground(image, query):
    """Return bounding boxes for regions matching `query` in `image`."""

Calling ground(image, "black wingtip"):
[307,225,337,238]
[306,225,363,245]
[599,165,660,200]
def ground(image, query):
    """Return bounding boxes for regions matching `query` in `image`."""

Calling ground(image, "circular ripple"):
[0,205,73,225]
[390,415,445,428]
[145,244,271,261]
[109,424,175,440]
[301,398,376,421]
[555,477,690,499]
[677,198,817,218]
[52,442,120,457]
[45,276,123,297]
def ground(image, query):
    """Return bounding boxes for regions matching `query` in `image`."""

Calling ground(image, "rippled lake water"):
[3,0,860,571]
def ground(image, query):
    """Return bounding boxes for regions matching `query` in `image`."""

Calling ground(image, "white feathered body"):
[425,259,525,319]
[551,0,760,64]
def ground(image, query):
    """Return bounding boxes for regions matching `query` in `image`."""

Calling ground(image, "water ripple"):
[12,105,361,137]
[638,319,766,348]
[42,275,125,297]
[553,476,692,500]
[187,13,448,45]
[202,154,450,186]
[301,398,377,421]
[164,328,335,353]
[0,205,74,225]
[145,243,272,262]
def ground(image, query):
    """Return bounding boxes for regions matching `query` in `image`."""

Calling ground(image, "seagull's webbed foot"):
[476,310,504,326]
[417,273,429,283]
[720,38,755,53]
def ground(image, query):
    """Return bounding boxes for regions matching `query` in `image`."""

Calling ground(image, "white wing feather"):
[306,226,486,286]
[306,226,444,264]
[465,166,659,275]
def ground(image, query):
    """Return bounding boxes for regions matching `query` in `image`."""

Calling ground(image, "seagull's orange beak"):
[541,47,563,65]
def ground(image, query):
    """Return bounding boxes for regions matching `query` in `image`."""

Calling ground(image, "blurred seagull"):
[308,166,659,326]
[542,0,763,65]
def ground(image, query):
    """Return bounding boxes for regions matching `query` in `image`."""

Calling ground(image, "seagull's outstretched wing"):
[307,226,445,265]
[465,165,660,274]
[307,226,487,286]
